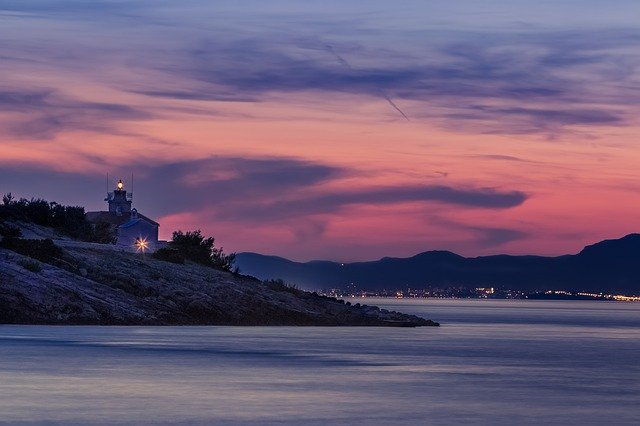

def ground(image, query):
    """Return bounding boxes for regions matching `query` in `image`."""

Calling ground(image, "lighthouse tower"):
[87,177,162,251]
[105,179,132,216]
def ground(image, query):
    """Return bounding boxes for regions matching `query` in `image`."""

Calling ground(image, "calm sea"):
[1,299,639,425]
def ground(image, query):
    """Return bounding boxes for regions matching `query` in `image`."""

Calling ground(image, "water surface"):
[1,299,638,425]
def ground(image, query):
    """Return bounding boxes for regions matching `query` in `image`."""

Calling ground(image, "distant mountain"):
[0,220,437,327]
[235,234,640,294]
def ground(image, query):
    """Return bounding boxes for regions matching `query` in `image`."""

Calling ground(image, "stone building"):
[86,179,161,251]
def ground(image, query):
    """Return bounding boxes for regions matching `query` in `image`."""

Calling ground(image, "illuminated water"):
[1,300,639,425]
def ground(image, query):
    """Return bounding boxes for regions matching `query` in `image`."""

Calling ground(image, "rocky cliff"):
[0,224,438,327]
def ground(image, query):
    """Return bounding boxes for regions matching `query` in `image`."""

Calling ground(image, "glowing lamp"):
[135,237,148,253]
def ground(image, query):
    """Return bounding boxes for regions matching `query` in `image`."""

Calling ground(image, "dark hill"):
[235,234,640,294]
[0,222,437,326]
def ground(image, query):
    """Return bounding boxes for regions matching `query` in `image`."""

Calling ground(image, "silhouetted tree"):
[0,223,21,239]
[91,221,117,244]
[152,247,185,264]
[2,192,13,206]
[0,237,63,262]
[23,198,50,225]
[0,193,115,243]
[168,229,236,272]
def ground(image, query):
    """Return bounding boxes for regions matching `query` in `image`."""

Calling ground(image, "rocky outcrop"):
[0,240,438,327]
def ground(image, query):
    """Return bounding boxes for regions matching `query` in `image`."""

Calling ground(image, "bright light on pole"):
[135,237,148,257]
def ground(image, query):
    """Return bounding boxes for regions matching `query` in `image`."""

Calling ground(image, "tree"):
[2,192,13,206]
[91,221,117,244]
[169,229,236,272]
[0,193,113,243]
[23,198,51,225]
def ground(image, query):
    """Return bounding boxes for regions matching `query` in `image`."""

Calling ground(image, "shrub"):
[152,247,185,264]
[0,238,64,262]
[264,279,301,295]
[0,223,22,239]
[90,221,117,244]
[0,193,114,243]
[22,198,51,225]
[2,192,14,206]
[170,230,213,265]
[168,230,236,272]
[18,258,42,273]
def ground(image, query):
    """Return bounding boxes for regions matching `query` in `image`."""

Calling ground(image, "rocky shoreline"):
[0,233,438,327]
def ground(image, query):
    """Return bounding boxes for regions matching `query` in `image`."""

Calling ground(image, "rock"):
[0,242,440,327]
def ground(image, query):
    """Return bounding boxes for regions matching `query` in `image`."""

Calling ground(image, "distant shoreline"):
[333,293,640,302]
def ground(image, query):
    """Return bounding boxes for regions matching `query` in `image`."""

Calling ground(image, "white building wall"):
[116,220,159,251]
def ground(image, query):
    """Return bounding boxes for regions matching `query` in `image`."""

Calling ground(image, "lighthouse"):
[86,178,161,251]
[106,179,132,216]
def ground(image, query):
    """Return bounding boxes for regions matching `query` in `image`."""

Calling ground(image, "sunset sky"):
[2,1,640,261]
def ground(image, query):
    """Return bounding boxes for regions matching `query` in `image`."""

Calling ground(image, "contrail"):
[324,44,410,121]
[325,44,351,69]
[383,95,410,122]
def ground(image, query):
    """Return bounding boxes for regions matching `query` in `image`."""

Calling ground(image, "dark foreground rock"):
[0,244,438,327]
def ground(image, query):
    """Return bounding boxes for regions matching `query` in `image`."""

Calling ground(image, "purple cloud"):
[0,156,527,223]
[0,89,153,139]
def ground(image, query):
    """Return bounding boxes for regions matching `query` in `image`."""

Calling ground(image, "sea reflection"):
[1,300,639,425]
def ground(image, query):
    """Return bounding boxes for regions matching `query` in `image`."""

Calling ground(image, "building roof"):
[120,218,145,229]
[86,211,159,227]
